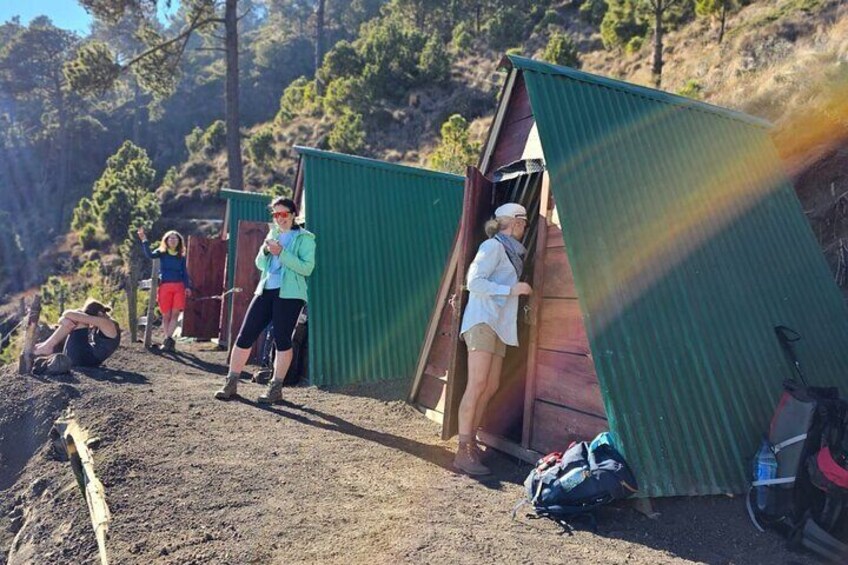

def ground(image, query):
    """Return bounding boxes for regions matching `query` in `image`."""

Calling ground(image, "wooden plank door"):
[523,194,608,454]
[442,166,495,440]
[230,220,269,364]
[183,236,227,339]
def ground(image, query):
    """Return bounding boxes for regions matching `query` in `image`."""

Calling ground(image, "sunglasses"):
[271,210,292,220]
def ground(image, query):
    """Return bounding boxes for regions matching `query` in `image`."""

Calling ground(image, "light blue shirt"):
[460,238,520,346]
[264,230,298,290]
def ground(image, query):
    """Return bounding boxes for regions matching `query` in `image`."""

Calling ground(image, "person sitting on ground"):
[33,298,121,369]
[137,227,193,352]
[454,202,532,477]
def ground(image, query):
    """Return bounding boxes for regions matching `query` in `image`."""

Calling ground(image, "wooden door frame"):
[521,172,552,449]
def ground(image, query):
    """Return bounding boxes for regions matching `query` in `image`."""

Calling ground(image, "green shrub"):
[276,77,321,123]
[418,34,451,84]
[247,127,275,166]
[323,76,370,117]
[428,114,480,175]
[201,120,226,155]
[450,22,473,52]
[678,79,703,99]
[625,35,644,55]
[601,0,648,50]
[484,7,528,50]
[579,0,609,25]
[328,109,366,154]
[71,197,96,232]
[79,223,98,250]
[543,32,581,68]
[317,40,362,85]
[185,126,204,155]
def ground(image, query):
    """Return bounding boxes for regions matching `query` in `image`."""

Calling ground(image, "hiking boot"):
[257,379,284,404]
[214,373,240,400]
[163,337,176,352]
[453,443,491,476]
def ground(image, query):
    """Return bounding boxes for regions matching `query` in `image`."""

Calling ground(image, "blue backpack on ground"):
[514,432,638,525]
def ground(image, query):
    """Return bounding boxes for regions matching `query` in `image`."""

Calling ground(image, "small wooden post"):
[126,264,138,344]
[17,297,25,319]
[18,294,42,374]
[143,259,159,349]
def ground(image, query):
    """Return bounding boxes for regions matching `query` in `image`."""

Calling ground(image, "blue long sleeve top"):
[140,240,192,288]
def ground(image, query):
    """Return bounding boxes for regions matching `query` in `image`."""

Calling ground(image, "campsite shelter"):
[409,55,848,497]
[292,147,464,386]
[183,149,464,386]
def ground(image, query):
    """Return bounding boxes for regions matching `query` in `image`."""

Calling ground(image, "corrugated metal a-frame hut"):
[294,147,464,387]
[411,55,848,497]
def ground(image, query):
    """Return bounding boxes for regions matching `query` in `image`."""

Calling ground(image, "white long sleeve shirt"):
[459,238,520,346]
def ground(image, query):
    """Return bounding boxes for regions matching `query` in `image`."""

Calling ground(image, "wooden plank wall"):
[415,302,454,417]
[183,236,227,339]
[530,220,608,454]
[230,221,268,364]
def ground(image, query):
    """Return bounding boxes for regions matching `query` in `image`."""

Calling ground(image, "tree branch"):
[122,15,221,68]
[193,47,228,52]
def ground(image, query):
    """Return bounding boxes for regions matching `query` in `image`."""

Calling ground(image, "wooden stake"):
[143,259,159,349]
[18,295,41,374]
[126,264,138,344]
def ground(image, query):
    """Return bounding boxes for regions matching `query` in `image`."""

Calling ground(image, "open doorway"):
[477,164,544,446]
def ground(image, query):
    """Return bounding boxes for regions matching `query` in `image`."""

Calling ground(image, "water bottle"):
[754,436,778,512]
[558,467,588,492]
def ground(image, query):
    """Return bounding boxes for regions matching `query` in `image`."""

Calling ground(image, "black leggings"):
[236,290,304,352]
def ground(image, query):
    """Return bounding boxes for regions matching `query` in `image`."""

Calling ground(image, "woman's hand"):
[510,282,533,296]
[266,239,283,256]
[137,227,146,241]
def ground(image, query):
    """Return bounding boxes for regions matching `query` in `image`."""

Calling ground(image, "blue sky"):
[0,1,178,34]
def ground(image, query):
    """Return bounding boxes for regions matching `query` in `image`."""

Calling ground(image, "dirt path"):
[1,343,817,564]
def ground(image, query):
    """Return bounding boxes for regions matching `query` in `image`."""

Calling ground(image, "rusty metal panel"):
[183,236,227,339]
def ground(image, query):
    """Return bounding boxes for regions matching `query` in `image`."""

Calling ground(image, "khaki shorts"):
[461,323,507,358]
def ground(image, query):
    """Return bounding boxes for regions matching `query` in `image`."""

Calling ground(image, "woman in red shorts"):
[137,227,192,351]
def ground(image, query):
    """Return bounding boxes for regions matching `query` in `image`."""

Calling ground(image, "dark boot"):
[257,379,284,404]
[453,442,491,476]
[214,373,240,400]
[163,337,176,352]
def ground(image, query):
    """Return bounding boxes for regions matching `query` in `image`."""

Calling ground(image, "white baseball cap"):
[494,202,527,220]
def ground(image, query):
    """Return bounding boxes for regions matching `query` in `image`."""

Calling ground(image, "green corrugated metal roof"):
[513,56,848,497]
[296,147,464,387]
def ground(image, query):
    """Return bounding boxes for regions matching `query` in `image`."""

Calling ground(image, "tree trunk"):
[225,0,244,191]
[56,92,70,229]
[719,0,727,44]
[315,0,326,95]
[652,3,664,89]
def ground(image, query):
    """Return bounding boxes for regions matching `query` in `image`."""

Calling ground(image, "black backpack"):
[515,432,638,526]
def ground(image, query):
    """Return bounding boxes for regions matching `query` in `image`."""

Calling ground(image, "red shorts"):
[158,282,186,314]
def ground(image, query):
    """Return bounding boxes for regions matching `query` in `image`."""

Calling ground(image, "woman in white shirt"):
[454,202,532,476]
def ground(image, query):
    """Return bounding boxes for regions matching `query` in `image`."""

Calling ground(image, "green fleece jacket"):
[254,227,316,301]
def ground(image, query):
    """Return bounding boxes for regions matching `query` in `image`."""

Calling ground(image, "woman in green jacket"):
[215,197,315,403]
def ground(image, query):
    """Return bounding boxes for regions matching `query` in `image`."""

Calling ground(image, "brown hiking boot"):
[214,374,240,400]
[453,442,491,476]
[257,379,284,404]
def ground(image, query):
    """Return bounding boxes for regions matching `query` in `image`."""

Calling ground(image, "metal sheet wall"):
[511,56,848,497]
[299,148,464,387]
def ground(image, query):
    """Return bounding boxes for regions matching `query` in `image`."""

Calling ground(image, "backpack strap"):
[752,477,797,486]
[774,433,807,453]
[746,487,767,532]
